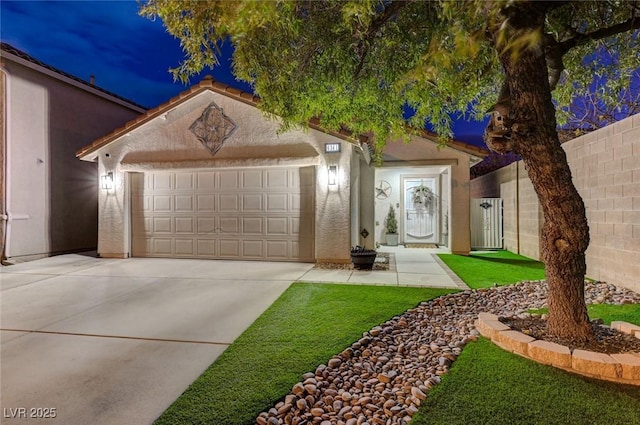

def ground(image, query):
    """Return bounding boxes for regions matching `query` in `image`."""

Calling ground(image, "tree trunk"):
[488,2,593,341]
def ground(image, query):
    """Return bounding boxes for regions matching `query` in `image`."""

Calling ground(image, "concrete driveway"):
[0,254,313,425]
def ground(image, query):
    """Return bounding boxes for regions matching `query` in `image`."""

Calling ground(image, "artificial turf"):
[154,283,454,425]
[413,338,640,425]
[438,250,546,288]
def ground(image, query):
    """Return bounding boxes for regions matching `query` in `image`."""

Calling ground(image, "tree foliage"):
[140,0,638,150]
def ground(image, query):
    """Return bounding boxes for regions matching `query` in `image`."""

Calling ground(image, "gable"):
[77,76,487,164]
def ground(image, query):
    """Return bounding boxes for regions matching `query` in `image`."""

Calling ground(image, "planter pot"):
[386,233,399,246]
[350,251,377,270]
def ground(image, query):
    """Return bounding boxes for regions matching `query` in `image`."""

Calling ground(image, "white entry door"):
[403,177,438,244]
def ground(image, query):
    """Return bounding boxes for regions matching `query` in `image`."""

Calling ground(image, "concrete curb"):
[475,313,640,386]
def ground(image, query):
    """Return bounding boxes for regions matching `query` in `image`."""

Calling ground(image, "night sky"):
[0,0,487,146]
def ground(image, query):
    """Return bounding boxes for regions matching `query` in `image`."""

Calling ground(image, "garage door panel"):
[175,173,194,189]
[153,217,172,233]
[197,172,216,189]
[175,195,194,212]
[197,239,216,256]
[242,194,263,211]
[266,169,289,188]
[219,170,240,188]
[197,195,215,211]
[154,196,172,212]
[132,168,315,261]
[153,173,172,190]
[291,217,300,235]
[242,170,263,188]
[290,194,301,212]
[197,217,216,234]
[242,217,263,235]
[267,217,288,235]
[266,240,288,258]
[219,239,240,257]
[219,194,239,212]
[219,217,239,234]
[175,239,195,255]
[242,240,264,257]
[267,193,288,212]
[175,217,194,234]
[153,238,173,255]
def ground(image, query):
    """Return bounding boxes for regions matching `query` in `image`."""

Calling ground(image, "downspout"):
[0,67,9,262]
[516,161,520,254]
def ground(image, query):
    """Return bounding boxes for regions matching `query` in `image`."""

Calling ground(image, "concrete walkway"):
[299,245,468,289]
[0,248,465,425]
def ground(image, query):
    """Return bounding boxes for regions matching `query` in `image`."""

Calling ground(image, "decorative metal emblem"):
[189,102,237,156]
[375,180,391,199]
[480,202,493,209]
[360,228,370,238]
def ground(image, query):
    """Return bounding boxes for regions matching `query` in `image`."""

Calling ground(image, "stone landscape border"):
[475,313,640,385]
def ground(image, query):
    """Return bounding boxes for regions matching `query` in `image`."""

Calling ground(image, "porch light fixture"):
[328,165,338,186]
[101,172,114,190]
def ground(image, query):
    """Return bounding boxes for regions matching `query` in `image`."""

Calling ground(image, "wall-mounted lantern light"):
[328,165,337,186]
[101,172,114,190]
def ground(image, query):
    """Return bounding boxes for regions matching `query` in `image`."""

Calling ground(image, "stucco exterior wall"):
[357,159,376,250]
[377,137,473,255]
[470,113,640,293]
[1,57,141,261]
[93,90,353,262]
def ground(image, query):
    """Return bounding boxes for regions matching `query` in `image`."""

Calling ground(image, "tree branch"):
[558,16,640,54]
[353,1,413,78]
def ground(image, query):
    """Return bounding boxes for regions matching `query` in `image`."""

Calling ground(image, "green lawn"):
[154,283,454,425]
[413,338,640,425]
[424,250,640,424]
[438,250,546,288]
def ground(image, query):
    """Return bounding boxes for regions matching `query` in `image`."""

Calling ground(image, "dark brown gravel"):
[502,316,640,354]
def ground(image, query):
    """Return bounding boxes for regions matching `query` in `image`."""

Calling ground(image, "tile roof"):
[77,75,488,160]
[1,42,147,110]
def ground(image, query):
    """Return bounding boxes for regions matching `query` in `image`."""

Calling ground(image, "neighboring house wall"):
[1,47,144,261]
[0,70,5,258]
[471,114,640,293]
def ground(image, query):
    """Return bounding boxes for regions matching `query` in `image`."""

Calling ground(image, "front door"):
[402,177,438,244]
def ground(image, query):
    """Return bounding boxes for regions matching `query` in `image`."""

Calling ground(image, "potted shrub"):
[385,205,398,246]
[350,245,377,270]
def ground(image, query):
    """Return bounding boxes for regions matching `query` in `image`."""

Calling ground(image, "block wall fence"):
[471,113,640,293]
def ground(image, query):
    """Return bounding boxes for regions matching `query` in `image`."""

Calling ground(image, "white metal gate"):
[471,198,503,249]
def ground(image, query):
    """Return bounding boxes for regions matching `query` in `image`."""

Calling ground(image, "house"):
[77,76,486,263]
[0,42,146,263]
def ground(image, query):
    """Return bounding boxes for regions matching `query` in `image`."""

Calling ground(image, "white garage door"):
[131,167,315,261]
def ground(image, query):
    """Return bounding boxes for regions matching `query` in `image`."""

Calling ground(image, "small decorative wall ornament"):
[480,201,493,209]
[375,180,392,199]
[360,228,370,238]
[189,102,238,156]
